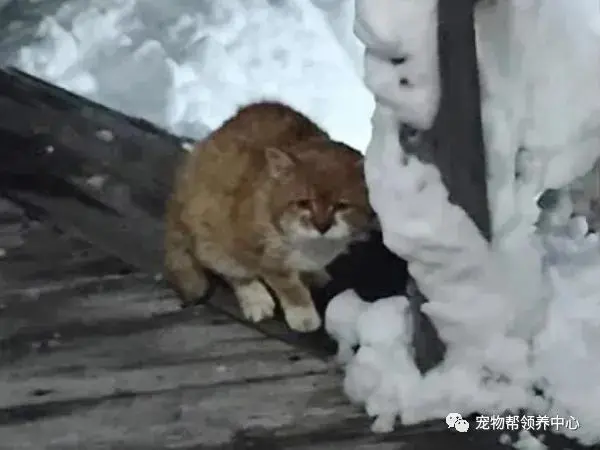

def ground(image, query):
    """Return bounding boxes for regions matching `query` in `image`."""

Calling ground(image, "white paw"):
[284,305,322,332]
[371,414,396,433]
[236,281,276,323]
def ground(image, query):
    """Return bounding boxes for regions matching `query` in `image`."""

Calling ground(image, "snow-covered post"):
[355,0,490,373]
[326,0,600,436]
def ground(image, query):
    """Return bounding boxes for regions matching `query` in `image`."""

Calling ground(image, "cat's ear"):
[265,147,296,178]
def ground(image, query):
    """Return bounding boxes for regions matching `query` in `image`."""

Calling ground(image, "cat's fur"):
[165,101,373,332]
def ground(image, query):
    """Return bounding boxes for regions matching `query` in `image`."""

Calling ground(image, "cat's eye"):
[294,199,311,209]
[334,201,352,211]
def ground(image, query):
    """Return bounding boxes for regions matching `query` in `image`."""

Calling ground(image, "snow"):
[357,0,439,129]
[324,0,600,446]
[8,0,600,446]
[328,214,600,440]
[365,104,518,349]
[9,0,374,149]
[324,289,368,365]
[512,431,547,450]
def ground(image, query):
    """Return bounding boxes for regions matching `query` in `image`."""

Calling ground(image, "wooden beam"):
[399,0,490,372]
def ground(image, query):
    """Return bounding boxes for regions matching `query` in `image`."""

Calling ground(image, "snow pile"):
[11,0,373,149]
[513,431,547,450]
[326,292,420,433]
[533,217,600,443]
[477,0,600,340]
[328,218,600,442]
[358,0,525,357]
[325,0,600,445]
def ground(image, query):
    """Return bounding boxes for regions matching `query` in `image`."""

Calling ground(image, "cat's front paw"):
[235,280,276,323]
[284,305,322,332]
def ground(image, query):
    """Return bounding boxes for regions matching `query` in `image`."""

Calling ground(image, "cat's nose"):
[314,221,332,234]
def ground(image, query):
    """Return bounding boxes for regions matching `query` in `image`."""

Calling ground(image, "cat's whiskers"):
[286,215,352,241]
[283,218,354,273]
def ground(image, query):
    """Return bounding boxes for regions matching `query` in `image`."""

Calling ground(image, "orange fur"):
[165,101,373,332]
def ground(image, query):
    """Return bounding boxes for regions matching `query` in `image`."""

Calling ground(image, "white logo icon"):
[446,413,470,432]
[446,412,462,428]
[454,419,470,432]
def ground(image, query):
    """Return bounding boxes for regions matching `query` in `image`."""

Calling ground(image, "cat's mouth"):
[290,220,353,240]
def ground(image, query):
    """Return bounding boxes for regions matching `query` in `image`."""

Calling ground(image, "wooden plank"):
[0,68,185,216]
[0,218,390,449]
[0,177,337,357]
[0,187,589,450]
[0,67,408,359]
[0,197,28,249]
[0,217,340,449]
[0,174,166,275]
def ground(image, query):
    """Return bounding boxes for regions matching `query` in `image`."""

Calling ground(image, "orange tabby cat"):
[165,101,373,332]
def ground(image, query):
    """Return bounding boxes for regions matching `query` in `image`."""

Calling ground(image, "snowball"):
[566,215,589,239]
[365,342,421,432]
[324,289,368,364]
[364,50,439,129]
[356,295,411,348]
[343,345,387,405]
[355,0,439,129]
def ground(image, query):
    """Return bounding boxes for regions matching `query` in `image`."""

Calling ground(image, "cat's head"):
[264,140,375,242]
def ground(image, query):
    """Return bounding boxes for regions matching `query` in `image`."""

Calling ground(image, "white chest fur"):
[285,237,350,272]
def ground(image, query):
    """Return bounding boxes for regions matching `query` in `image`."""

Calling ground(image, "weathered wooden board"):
[0,199,533,450]
[0,68,344,358]
[0,67,415,361]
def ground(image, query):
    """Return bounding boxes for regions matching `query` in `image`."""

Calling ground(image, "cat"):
[165,100,374,332]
